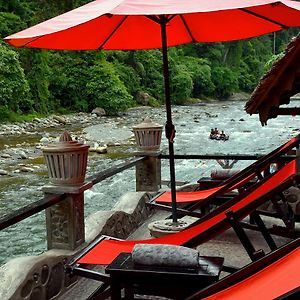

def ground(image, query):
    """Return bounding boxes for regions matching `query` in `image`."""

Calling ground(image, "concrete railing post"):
[42,132,90,250]
[133,118,163,192]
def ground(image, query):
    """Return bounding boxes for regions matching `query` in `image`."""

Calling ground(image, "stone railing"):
[0,192,152,300]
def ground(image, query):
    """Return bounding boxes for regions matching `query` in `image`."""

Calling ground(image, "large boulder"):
[91,107,106,116]
[136,91,150,106]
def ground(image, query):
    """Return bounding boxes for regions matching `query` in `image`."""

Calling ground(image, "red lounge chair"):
[150,135,300,212]
[186,237,300,300]
[68,159,298,268]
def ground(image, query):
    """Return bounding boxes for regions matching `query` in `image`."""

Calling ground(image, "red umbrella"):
[5,0,300,223]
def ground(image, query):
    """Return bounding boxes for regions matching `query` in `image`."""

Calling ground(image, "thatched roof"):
[245,33,300,125]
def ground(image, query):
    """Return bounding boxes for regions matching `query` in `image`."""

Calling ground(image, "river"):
[0,100,299,266]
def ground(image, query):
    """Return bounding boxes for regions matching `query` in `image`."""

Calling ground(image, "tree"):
[183,56,215,98]
[211,66,238,99]
[25,50,51,114]
[86,60,134,115]
[0,44,30,120]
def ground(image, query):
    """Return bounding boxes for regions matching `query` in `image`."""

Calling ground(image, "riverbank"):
[0,107,156,176]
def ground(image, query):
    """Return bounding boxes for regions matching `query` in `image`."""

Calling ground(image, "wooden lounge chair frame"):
[185,236,300,300]
[65,161,300,299]
[148,135,300,217]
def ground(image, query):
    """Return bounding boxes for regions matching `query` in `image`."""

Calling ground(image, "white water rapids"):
[0,100,299,266]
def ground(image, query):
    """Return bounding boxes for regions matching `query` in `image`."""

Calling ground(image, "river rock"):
[33,118,41,123]
[95,146,108,154]
[53,115,67,124]
[107,142,121,147]
[0,169,8,175]
[1,153,11,159]
[18,151,28,159]
[136,91,150,106]
[40,136,50,145]
[20,166,34,172]
[228,92,250,101]
[91,107,106,116]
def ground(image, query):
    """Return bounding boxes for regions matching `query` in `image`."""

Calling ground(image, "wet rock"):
[20,166,35,172]
[1,153,11,159]
[107,142,121,147]
[40,136,50,145]
[18,151,28,159]
[0,169,8,175]
[205,112,218,118]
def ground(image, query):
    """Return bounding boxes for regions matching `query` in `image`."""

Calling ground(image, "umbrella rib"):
[240,8,288,29]
[179,15,197,43]
[97,15,128,50]
[146,15,160,23]
[146,15,176,25]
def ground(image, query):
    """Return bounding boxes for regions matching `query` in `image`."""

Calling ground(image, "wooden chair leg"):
[226,210,265,261]
[250,211,277,251]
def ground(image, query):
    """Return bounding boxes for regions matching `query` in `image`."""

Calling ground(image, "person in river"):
[210,128,218,139]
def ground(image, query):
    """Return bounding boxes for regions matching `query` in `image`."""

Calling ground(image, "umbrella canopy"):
[4,0,300,50]
[5,0,300,223]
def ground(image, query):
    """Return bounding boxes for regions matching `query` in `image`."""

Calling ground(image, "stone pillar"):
[42,132,90,250]
[136,151,161,192]
[43,182,92,250]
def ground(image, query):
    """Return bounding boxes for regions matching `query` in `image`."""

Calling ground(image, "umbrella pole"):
[160,16,178,223]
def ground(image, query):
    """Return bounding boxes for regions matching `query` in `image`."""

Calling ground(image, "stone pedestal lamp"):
[42,132,91,250]
[133,117,163,152]
[133,117,163,192]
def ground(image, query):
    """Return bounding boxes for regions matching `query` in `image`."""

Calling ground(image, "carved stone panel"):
[46,193,84,250]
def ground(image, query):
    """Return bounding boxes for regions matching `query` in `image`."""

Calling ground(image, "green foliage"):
[0,12,25,38]
[48,51,94,112]
[86,61,134,115]
[25,50,51,113]
[183,57,215,97]
[170,70,193,104]
[194,43,225,64]
[0,105,11,121]
[148,96,161,107]
[133,50,164,101]
[114,61,141,97]
[238,61,258,92]
[0,2,299,122]
[0,45,30,115]
[211,66,239,99]
[263,53,285,73]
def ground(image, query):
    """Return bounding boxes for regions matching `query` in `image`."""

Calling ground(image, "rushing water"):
[0,100,299,266]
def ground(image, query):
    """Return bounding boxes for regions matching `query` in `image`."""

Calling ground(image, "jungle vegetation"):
[0,0,299,122]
